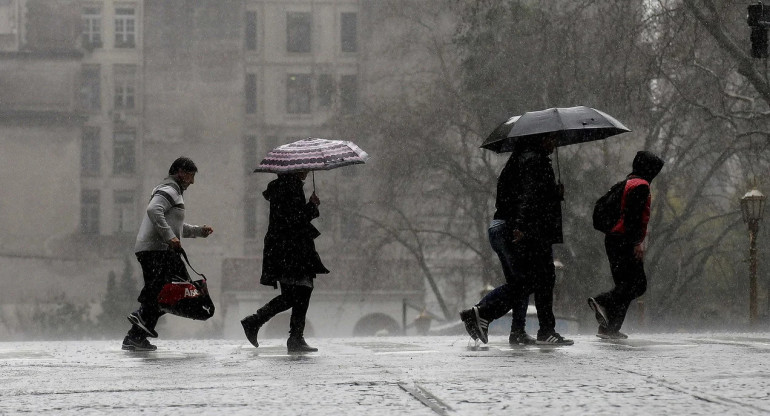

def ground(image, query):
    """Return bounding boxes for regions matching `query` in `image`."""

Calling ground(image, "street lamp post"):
[740,189,766,326]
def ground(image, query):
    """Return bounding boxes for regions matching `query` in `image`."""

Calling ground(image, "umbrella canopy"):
[481,106,631,153]
[253,137,369,174]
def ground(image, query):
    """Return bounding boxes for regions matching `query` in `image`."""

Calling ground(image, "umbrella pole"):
[312,171,316,193]
[555,147,562,184]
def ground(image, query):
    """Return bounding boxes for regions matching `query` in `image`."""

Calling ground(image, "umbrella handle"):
[312,171,316,194]
[555,148,562,184]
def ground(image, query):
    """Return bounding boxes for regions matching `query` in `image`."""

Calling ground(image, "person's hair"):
[168,157,198,175]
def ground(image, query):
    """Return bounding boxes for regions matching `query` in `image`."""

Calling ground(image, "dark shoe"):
[509,330,536,345]
[127,311,158,338]
[241,315,262,348]
[459,309,478,341]
[287,337,318,353]
[121,336,157,352]
[536,332,574,346]
[597,327,628,340]
[587,297,609,328]
[459,306,488,344]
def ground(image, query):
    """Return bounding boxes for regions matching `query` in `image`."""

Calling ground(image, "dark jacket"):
[612,151,664,244]
[260,175,329,287]
[494,148,563,245]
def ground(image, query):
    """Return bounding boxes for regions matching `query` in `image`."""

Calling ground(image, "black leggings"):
[259,283,313,338]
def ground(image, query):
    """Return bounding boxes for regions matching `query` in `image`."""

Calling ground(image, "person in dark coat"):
[461,134,573,346]
[588,151,664,339]
[241,171,329,352]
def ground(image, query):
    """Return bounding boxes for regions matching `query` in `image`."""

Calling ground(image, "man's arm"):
[182,224,214,239]
[146,195,176,243]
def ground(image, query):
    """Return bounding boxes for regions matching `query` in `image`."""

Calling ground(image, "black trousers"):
[477,227,556,337]
[594,235,647,332]
[257,283,313,338]
[127,251,187,339]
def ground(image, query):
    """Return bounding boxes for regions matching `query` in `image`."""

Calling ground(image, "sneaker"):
[459,307,488,344]
[459,309,478,341]
[587,298,609,328]
[597,327,628,340]
[121,336,157,352]
[536,332,574,346]
[509,330,536,345]
[127,311,158,338]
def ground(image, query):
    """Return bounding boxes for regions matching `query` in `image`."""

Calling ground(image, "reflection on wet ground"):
[1,334,769,415]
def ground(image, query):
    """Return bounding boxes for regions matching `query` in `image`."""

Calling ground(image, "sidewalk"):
[1,333,769,415]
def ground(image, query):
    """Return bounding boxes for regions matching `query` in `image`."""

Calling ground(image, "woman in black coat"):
[241,171,329,352]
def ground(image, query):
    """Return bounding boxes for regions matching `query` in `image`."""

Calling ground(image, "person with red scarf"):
[588,151,664,339]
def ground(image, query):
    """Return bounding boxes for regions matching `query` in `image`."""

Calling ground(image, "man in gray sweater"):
[122,157,213,351]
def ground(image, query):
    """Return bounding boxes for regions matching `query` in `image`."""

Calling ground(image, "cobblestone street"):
[2,333,769,415]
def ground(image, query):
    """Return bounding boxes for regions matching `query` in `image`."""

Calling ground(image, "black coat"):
[493,149,563,245]
[260,175,329,287]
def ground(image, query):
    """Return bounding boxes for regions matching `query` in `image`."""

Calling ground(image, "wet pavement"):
[1,333,769,415]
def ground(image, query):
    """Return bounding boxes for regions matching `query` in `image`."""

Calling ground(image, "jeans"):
[594,235,647,332]
[477,222,557,335]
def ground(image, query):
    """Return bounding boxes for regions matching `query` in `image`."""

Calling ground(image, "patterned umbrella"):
[253,137,369,174]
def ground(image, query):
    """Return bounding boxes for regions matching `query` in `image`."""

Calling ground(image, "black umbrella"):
[481,106,631,153]
[481,106,631,184]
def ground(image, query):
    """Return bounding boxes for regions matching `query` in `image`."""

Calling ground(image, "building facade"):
[0,0,426,339]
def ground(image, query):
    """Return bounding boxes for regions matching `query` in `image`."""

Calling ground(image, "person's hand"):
[633,243,645,261]
[169,237,182,251]
[310,192,320,206]
[201,225,213,237]
[512,229,524,243]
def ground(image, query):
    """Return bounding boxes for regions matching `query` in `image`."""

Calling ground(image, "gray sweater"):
[134,177,206,253]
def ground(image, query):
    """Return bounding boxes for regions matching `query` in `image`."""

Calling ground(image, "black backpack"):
[592,180,627,233]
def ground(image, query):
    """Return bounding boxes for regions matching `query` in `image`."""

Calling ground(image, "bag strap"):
[177,247,206,280]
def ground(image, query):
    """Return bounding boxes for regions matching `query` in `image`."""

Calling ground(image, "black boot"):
[287,336,318,353]
[241,312,269,348]
[287,312,316,352]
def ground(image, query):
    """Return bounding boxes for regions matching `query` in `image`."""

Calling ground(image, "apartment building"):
[0,0,425,339]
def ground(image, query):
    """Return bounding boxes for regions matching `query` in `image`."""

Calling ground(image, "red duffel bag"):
[157,249,215,321]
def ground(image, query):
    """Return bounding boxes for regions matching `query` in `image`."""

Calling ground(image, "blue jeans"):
[476,222,557,336]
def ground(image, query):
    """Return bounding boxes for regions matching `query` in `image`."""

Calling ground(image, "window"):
[113,64,136,110]
[0,0,15,35]
[113,190,135,233]
[340,75,358,114]
[113,130,135,174]
[341,13,357,53]
[244,135,257,174]
[79,65,101,112]
[81,6,102,48]
[81,127,100,176]
[245,196,257,239]
[287,74,311,114]
[81,190,100,234]
[317,74,334,108]
[286,12,311,53]
[245,73,257,114]
[245,11,257,51]
[114,7,135,48]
